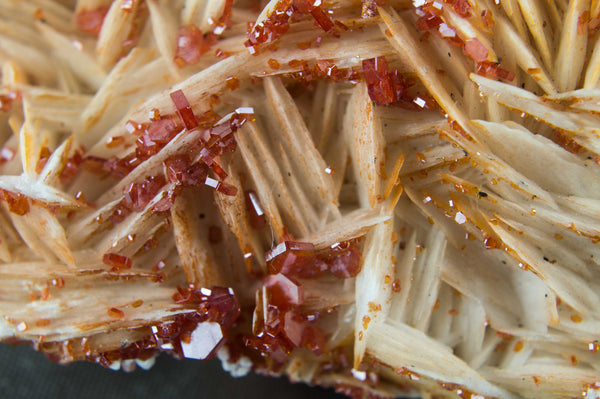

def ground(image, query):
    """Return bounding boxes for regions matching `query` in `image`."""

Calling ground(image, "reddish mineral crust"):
[1,1,598,398]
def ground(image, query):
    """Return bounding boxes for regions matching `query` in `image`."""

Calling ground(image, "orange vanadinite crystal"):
[102,253,133,272]
[225,76,240,91]
[268,58,281,70]
[476,61,515,81]
[245,190,266,229]
[107,307,125,319]
[2,190,30,215]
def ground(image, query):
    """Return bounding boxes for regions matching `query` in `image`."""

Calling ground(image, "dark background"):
[0,343,345,398]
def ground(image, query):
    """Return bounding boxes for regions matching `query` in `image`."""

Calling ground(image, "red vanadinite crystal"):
[464,38,489,62]
[122,175,166,212]
[320,242,362,278]
[416,12,443,31]
[107,307,125,319]
[362,57,396,106]
[450,0,472,18]
[202,286,241,329]
[388,70,414,106]
[174,25,214,67]
[59,286,242,369]
[76,7,109,35]
[438,23,462,47]
[476,61,515,81]
[163,155,190,184]
[266,241,323,277]
[164,154,207,187]
[125,120,146,135]
[180,321,224,360]
[215,181,238,196]
[106,135,125,148]
[102,253,133,271]
[264,238,364,279]
[60,154,83,185]
[145,118,179,144]
[244,1,293,52]
[264,273,304,309]
[309,6,334,32]
[268,58,281,70]
[481,9,495,28]
[170,90,199,130]
[103,155,139,178]
[300,323,327,355]
[247,278,329,363]
[186,163,210,187]
[245,190,266,229]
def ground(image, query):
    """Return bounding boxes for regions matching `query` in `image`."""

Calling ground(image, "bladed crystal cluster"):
[0,0,599,398]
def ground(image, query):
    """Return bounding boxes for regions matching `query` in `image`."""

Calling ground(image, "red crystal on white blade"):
[464,38,489,62]
[264,273,304,309]
[181,322,224,360]
[170,90,198,130]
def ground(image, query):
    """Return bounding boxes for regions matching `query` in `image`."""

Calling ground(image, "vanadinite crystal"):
[102,253,133,271]
[122,175,166,212]
[476,61,515,81]
[464,38,489,62]
[201,287,241,330]
[174,25,214,67]
[320,242,362,279]
[264,273,304,309]
[265,240,362,279]
[1,190,30,215]
[265,241,318,276]
[88,286,241,367]
[180,322,224,360]
[245,190,266,229]
[246,271,328,362]
[362,57,394,106]
[170,89,199,130]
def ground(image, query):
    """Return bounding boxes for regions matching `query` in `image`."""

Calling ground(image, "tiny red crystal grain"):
[102,253,133,271]
[170,90,199,130]
[245,190,266,229]
[225,76,240,91]
[107,307,125,319]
